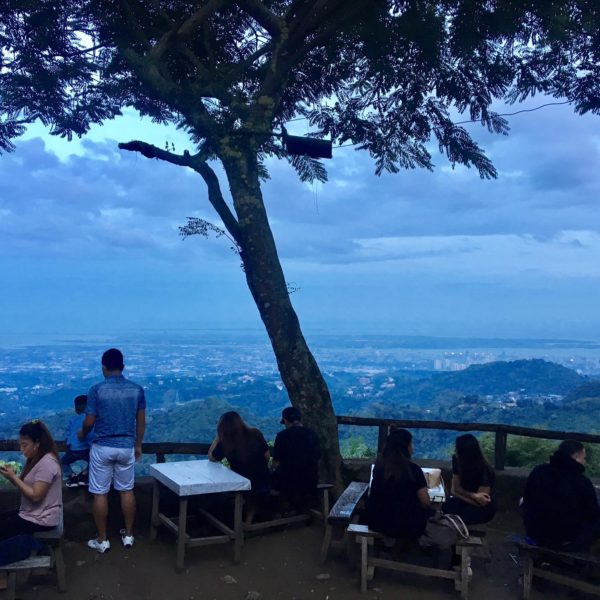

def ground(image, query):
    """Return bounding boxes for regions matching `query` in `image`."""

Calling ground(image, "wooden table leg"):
[320,522,332,564]
[459,546,469,599]
[233,492,243,563]
[522,552,533,600]
[150,480,159,541]
[176,497,188,573]
[359,536,368,593]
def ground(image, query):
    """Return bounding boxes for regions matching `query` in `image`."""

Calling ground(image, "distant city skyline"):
[1,97,599,340]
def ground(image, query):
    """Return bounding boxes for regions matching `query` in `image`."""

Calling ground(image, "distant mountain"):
[429,359,586,397]
[348,359,588,413]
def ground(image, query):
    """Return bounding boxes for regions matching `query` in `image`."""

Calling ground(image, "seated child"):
[61,395,93,487]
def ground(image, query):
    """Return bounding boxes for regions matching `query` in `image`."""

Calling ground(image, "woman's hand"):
[0,465,18,484]
[472,492,491,506]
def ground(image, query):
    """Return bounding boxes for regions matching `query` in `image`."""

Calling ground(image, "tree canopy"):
[2,1,599,176]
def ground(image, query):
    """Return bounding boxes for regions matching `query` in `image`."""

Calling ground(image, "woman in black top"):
[442,434,496,525]
[208,411,270,524]
[367,429,433,540]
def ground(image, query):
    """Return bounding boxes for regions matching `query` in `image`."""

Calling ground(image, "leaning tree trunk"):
[222,154,343,491]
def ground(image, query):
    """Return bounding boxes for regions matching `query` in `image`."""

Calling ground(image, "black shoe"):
[78,473,89,487]
[65,475,79,488]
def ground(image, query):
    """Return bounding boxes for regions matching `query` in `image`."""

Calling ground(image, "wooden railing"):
[2,416,600,471]
[336,416,600,470]
[0,440,210,464]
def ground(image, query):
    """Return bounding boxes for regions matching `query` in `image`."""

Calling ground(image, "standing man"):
[272,407,321,509]
[81,348,146,553]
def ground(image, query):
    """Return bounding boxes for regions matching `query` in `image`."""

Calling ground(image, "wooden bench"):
[320,481,370,563]
[517,540,600,599]
[468,526,492,569]
[348,523,482,598]
[0,523,66,600]
[243,483,332,533]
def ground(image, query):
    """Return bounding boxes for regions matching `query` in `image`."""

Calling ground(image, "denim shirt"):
[87,375,146,448]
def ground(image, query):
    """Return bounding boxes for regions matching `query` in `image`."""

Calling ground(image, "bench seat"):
[243,483,332,533]
[348,523,481,598]
[0,524,66,600]
[517,540,600,599]
[321,481,370,563]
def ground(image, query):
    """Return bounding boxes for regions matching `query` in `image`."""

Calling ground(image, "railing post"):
[157,452,166,463]
[377,425,388,455]
[494,431,507,471]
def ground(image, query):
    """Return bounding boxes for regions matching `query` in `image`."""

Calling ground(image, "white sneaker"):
[120,529,134,548]
[87,538,110,553]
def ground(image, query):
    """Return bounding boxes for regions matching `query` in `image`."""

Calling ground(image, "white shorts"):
[89,445,135,494]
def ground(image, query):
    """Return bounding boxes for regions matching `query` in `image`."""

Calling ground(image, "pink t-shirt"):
[19,453,63,527]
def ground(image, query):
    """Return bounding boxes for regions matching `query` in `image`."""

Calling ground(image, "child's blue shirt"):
[65,413,94,450]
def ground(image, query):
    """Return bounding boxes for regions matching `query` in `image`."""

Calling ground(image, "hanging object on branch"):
[281,126,332,159]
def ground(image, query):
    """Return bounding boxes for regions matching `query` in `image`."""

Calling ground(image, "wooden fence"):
[336,416,600,470]
[2,416,600,470]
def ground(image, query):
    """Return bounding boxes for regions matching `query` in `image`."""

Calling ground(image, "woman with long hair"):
[0,420,63,540]
[367,429,433,540]
[208,411,270,523]
[442,433,496,525]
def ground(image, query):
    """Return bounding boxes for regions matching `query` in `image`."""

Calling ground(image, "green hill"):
[563,381,600,404]
[430,358,586,396]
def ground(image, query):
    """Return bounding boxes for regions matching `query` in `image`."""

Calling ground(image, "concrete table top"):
[149,460,251,496]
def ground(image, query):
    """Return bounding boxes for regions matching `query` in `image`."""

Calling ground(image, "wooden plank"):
[348,524,381,538]
[533,567,600,596]
[522,552,533,600]
[328,481,369,522]
[458,537,483,547]
[233,491,243,564]
[157,512,190,540]
[150,480,159,541]
[176,498,188,572]
[370,556,457,580]
[517,541,600,566]
[494,431,508,471]
[377,425,388,454]
[187,535,231,547]
[197,507,235,537]
[4,415,600,454]
[0,556,51,571]
[243,513,310,532]
[335,417,600,444]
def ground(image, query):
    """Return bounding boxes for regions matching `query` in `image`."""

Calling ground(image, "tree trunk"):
[222,154,343,491]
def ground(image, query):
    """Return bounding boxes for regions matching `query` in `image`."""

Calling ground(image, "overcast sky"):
[1,98,599,341]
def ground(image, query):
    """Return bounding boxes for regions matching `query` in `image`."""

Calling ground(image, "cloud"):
[2,101,600,338]
[0,138,236,263]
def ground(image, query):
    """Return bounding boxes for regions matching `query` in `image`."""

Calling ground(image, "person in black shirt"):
[208,411,270,524]
[442,434,496,525]
[523,439,600,551]
[271,407,320,509]
[367,429,433,541]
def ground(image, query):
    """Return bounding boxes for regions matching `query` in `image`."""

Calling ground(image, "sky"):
[1,98,600,341]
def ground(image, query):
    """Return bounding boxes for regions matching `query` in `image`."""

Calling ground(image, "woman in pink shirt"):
[0,420,63,539]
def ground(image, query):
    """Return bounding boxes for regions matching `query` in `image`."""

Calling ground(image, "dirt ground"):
[2,495,580,600]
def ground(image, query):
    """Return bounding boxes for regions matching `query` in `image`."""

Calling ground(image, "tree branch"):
[149,0,231,61]
[224,40,274,84]
[118,140,240,239]
[237,0,285,38]
[285,1,368,69]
